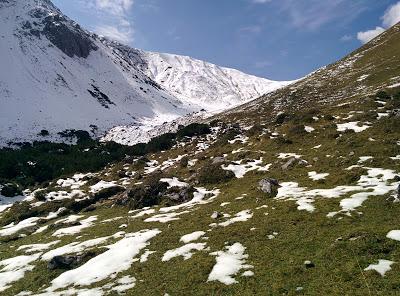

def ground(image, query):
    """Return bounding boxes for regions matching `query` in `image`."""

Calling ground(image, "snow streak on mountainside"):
[0,0,292,146]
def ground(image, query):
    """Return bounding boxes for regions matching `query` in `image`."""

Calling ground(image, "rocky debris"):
[48,251,97,270]
[258,178,280,198]
[124,179,168,209]
[212,157,226,164]
[41,14,98,58]
[281,158,308,170]
[87,85,115,109]
[165,186,196,204]
[211,211,222,219]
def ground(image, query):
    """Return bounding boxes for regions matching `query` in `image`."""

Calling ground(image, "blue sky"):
[53,0,400,80]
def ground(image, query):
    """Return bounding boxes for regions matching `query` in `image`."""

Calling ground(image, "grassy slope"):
[1,24,400,296]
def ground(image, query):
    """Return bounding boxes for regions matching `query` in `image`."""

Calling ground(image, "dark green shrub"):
[127,178,168,209]
[1,183,22,197]
[39,130,50,137]
[275,113,288,125]
[34,190,47,201]
[176,123,211,139]
[180,156,189,168]
[198,163,235,184]
[287,125,307,137]
[92,186,124,201]
[273,136,293,145]
[246,124,264,137]
[376,90,391,100]
[146,133,176,153]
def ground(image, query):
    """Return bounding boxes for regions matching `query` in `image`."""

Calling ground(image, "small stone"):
[304,260,315,268]
[211,211,222,219]
[258,178,280,197]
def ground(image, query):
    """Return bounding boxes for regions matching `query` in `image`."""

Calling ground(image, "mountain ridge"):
[0,0,291,146]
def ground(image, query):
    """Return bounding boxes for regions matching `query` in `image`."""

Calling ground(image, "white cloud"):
[340,34,353,42]
[83,0,134,44]
[96,25,133,43]
[382,2,400,28]
[94,0,133,16]
[271,0,366,31]
[357,27,385,44]
[357,1,400,44]
[252,0,272,3]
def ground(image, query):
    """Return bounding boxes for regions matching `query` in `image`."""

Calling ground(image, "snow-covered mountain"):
[0,0,292,146]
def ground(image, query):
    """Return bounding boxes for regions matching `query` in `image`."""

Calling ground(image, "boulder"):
[48,255,82,270]
[258,178,280,198]
[212,157,226,164]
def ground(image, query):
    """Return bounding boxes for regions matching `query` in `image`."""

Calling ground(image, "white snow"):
[278,168,397,214]
[0,253,41,292]
[216,210,253,227]
[46,229,160,291]
[18,241,60,253]
[159,177,188,188]
[90,181,117,193]
[387,230,400,241]
[180,231,206,243]
[42,232,125,261]
[278,153,302,159]
[364,260,394,276]
[308,171,330,181]
[304,126,315,133]
[222,158,271,178]
[207,243,253,285]
[337,122,370,133]
[162,243,207,261]
[0,217,40,236]
[52,216,98,237]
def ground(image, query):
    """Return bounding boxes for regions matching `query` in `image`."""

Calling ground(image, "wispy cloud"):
[83,0,135,43]
[357,1,400,44]
[249,0,366,31]
[279,0,366,31]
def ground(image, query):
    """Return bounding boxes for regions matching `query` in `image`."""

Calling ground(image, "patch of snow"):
[160,177,188,188]
[215,210,253,227]
[207,243,253,285]
[180,231,206,243]
[162,243,207,261]
[222,158,271,178]
[52,216,98,237]
[18,241,60,253]
[364,260,394,276]
[337,122,370,133]
[387,230,400,241]
[308,171,329,181]
[0,253,41,292]
[46,229,160,291]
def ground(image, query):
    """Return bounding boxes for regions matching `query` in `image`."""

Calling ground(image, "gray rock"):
[258,178,280,197]
[212,157,226,164]
[211,211,222,219]
[48,255,82,270]
[281,158,297,170]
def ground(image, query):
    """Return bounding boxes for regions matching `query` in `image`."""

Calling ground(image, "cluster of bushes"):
[0,123,212,188]
[197,163,235,184]
[275,109,319,125]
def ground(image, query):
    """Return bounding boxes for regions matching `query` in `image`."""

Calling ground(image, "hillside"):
[0,0,290,146]
[0,7,400,296]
